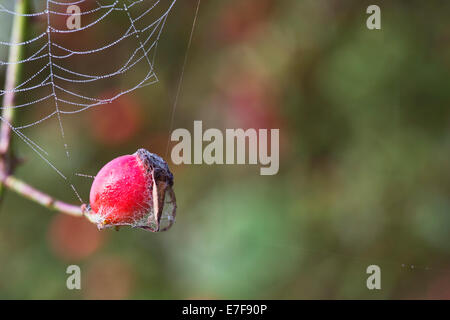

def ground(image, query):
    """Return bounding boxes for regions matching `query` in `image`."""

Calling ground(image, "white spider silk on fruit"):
[84,149,176,232]
[85,179,176,232]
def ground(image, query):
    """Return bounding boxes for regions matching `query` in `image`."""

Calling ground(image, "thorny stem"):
[0,0,83,216]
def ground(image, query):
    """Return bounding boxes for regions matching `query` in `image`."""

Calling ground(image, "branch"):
[0,0,30,154]
[0,0,29,197]
[1,175,83,216]
[0,0,84,217]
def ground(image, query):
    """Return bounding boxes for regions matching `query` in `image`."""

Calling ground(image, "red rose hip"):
[85,149,176,232]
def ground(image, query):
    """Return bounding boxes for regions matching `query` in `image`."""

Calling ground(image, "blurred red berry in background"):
[36,1,98,43]
[216,0,274,43]
[215,71,282,130]
[47,214,105,261]
[213,70,290,159]
[88,91,143,146]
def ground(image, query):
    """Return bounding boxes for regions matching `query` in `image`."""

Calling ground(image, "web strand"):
[0,0,177,203]
[165,0,201,158]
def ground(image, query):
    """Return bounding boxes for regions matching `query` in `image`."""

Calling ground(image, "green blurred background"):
[0,0,449,299]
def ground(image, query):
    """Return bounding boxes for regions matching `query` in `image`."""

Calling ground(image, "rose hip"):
[85,149,176,232]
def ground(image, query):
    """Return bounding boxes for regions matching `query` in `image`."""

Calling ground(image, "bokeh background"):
[0,0,449,299]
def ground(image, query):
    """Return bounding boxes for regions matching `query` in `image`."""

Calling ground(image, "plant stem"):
[0,0,29,155]
[0,0,29,197]
[0,0,84,217]
[1,175,83,216]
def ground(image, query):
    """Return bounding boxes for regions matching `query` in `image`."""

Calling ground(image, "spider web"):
[0,0,177,203]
